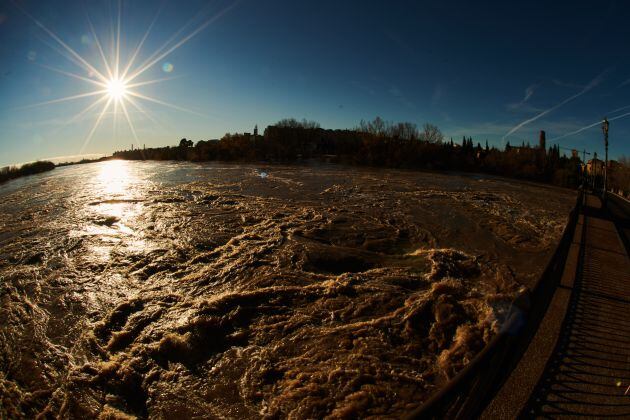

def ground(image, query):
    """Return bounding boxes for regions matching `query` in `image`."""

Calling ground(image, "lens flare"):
[15,0,238,153]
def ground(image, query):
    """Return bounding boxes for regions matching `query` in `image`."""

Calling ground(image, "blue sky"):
[1,0,629,166]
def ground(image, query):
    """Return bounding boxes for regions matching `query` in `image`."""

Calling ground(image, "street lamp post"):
[602,117,609,195]
[593,151,598,190]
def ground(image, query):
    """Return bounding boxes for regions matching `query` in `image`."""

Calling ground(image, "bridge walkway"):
[484,194,630,418]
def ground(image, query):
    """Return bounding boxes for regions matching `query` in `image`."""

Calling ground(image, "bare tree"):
[421,123,443,143]
[276,118,320,129]
[375,116,387,136]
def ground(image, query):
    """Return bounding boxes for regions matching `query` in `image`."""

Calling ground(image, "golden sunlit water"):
[96,159,135,196]
[0,161,576,418]
[3,0,629,417]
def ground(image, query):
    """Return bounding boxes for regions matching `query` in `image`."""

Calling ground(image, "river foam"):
[0,161,574,418]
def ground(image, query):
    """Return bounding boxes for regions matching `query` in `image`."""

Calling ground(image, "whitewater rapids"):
[0,161,575,418]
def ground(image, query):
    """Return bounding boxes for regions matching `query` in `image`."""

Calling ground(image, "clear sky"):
[1,0,629,166]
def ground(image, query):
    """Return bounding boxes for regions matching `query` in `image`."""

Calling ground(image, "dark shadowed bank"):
[0,161,55,184]
[111,117,606,190]
[56,157,111,167]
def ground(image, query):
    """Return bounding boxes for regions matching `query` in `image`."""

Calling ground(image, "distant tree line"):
[0,161,55,184]
[112,117,616,189]
[56,156,110,167]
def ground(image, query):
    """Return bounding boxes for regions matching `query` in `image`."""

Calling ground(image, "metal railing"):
[605,191,630,253]
[406,190,584,419]
[607,190,630,207]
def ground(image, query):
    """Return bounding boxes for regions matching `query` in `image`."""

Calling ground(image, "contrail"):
[507,82,540,110]
[502,70,610,140]
[549,109,630,142]
[548,121,602,142]
[609,104,630,115]
[520,83,540,103]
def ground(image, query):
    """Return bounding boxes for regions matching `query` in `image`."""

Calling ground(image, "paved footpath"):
[483,194,630,418]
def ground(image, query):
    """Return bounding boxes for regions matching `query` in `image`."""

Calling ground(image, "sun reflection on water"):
[97,159,133,197]
[93,160,139,225]
[77,160,147,263]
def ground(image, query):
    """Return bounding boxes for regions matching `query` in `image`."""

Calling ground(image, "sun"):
[106,78,128,101]
[16,0,237,154]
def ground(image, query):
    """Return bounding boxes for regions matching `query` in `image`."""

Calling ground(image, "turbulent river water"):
[0,161,575,419]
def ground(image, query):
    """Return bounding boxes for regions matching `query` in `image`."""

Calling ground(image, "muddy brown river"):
[0,161,575,418]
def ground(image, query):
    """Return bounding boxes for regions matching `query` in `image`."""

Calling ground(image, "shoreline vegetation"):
[112,117,629,193]
[56,156,111,167]
[0,157,112,185]
[4,118,628,194]
[0,161,55,184]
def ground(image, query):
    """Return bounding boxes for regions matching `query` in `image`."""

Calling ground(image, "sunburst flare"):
[16,0,237,153]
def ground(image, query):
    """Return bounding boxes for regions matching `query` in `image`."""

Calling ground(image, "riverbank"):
[0,161,55,184]
[56,156,111,167]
